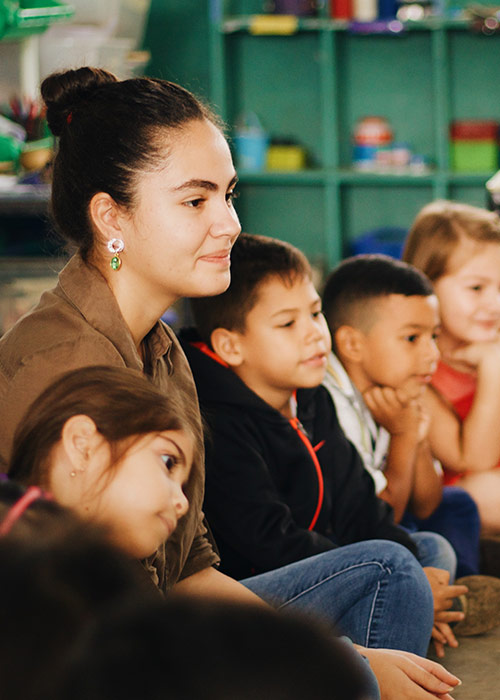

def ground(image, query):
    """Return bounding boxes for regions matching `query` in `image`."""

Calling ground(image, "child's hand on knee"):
[423,566,469,620]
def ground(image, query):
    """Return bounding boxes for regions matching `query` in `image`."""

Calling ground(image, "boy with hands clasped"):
[322,254,500,656]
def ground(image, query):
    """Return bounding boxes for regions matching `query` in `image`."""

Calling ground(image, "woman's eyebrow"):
[172,174,238,193]
[172,179,218,192]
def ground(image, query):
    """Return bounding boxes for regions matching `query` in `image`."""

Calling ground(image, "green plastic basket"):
[0,1,74,40]
[450,140,499,173]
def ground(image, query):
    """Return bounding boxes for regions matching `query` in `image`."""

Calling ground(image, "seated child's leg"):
[458,470,500,535]
[409,531,457,581]
[240,540,434,657]
[403,487,480,577]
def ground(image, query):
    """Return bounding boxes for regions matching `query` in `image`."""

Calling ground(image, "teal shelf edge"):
[236,169,493,186]
[0,2,74,41]
[219,15,471,34]
[237,169,327,185]
[446,172,496,185]
[338,169,436,185]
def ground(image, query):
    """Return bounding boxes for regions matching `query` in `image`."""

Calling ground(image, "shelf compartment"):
[219,15,472,35]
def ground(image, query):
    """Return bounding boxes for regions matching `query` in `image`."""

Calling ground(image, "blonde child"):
[403,200,500,534]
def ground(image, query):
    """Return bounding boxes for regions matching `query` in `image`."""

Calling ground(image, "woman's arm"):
[357,647,461,700]
[172,566,267,605]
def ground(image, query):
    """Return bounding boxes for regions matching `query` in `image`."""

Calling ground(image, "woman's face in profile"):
[118,118,241,307]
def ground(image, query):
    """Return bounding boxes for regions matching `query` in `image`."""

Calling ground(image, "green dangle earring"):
[108,238,124,271]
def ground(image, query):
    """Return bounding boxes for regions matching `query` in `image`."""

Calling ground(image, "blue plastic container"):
[233,132,270,171]
[350,226,407,259]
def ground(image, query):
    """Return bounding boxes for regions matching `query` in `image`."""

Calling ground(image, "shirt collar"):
[325,351,357,399]
[325,351,379,441]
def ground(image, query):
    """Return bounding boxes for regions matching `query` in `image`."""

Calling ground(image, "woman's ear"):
[210,328,244,367]
[89,192,124,241]
[335,325,366,364]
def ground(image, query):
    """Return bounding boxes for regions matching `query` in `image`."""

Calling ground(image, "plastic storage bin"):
[350,226,407,259]
[0,1,74,40]
[450,120,499,173]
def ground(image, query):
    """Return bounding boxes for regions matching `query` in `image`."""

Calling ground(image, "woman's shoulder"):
[0,286,121,378]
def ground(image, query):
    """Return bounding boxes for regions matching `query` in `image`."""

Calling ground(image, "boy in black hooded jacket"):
[181,233,466,651]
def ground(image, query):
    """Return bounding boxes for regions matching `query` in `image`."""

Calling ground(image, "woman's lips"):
[199,249,231,264]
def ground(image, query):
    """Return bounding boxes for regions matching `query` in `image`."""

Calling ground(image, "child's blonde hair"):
[402,200,500,281]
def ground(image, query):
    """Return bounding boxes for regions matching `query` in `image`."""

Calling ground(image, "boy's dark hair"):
[57,597,374,700]
[190,233,311,346]
[322,254,434,341]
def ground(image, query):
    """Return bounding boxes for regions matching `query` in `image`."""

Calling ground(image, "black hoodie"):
[180,331,417,581]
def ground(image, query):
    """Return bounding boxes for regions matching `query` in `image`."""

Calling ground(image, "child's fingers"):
[434,622,459,649]
[433,639,445,658]
[446,584,469,598]
[435,610,465,624]
[431,625,448,644]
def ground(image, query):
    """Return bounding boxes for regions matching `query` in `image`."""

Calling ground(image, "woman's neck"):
[95,259,176,351]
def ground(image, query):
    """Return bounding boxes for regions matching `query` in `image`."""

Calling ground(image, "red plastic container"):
[331,0,352,19]
[450,120,499,140]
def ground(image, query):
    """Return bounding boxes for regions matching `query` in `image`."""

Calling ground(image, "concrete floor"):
[428,625,500,699]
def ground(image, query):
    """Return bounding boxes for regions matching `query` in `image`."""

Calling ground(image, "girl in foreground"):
[0,67,458,699]
[8,365,194,560]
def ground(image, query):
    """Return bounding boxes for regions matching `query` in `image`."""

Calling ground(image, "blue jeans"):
[410,530,457,581]
[402,486,480,578]
[240,540,434,657]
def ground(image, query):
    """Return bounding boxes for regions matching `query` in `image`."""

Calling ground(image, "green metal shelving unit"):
[208,0,500,267]
[0,1,73,40]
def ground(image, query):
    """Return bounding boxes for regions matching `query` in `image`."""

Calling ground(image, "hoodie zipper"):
[289,417,325,531]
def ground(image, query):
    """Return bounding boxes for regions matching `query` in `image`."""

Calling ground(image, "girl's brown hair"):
[42,66,222,261]
[402,199,500,281]
[8,366,198,489]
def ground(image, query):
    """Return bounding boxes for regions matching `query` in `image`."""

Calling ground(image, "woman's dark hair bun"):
[41,66,118,137]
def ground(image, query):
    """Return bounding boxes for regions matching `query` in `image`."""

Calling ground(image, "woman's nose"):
[210,202,241,240]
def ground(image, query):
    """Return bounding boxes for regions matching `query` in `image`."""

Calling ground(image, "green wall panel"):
[234,185,325,261]
[225,34,323,164]
[144,0,210,98]
[341,185,434,249]
[449,32,500,119]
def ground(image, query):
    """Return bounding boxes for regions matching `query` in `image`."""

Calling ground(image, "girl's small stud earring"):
[107,238,124,271]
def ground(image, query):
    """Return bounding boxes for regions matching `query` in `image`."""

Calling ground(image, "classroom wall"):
[144,0,210,99]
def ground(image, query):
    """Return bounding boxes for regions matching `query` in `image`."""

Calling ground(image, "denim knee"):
[411,531,457,580]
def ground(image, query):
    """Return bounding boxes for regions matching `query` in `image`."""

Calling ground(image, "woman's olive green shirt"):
[0,254,219,591]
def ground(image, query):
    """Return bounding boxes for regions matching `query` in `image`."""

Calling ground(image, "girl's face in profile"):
[52,427,192,559]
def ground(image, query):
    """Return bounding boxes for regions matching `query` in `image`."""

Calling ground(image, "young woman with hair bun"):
[0,65,241,594]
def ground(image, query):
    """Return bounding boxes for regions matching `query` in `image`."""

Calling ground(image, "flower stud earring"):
[107,238,124,271]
